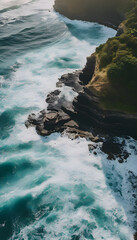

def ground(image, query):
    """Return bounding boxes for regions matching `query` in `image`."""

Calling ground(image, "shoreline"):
[53,0,137,140]
[26,65,137,237]
[26,61,137,141]
[26,2,137,237]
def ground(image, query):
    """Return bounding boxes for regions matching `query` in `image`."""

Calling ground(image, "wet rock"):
[65,127,100,142]
[79,53,96,85]
[63,120,79,129]
[56,71,83,93]
[101,138,130,161]
[88,144,97,152]
[118,159,124,164]
[102,140,121,159]
[25,120,31,128]
[25,113,38,127]
[46,89,61,103]
[43,111,70,131]
[26,82,99,142]
[28,113,36,121]
[93,151,97,155]
[134,233,137,240]
[26,66,137,142]
[37,128,49,136]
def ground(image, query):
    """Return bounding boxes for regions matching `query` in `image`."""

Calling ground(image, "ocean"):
[0,0,136,239]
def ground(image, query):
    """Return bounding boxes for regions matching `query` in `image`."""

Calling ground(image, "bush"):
[107,63,122,82]
[99,52,112,69]
[107,52,137,83]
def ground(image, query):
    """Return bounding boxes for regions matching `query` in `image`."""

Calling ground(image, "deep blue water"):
[0,0,136,239]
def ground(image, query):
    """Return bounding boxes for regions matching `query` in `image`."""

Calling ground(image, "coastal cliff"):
[54,0,134,28]
[26,1,137,237]
[54,0,137,124]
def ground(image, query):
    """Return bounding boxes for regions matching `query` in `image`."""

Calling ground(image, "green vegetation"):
[55,0,137,113]
[96,0,137,113]
[100,100,137,114]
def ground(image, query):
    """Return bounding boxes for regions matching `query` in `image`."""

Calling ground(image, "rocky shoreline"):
[25,70,100,142]
[26,54,137,140]
[25,59,135,162]
[25,52,137,240]
[25,57,137,237]
[25,2,137,235]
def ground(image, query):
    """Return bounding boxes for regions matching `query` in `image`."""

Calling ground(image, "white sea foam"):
[0,0,32,11]
[101,137,137,233]
[0,0,134,239]
[9,135,134,239]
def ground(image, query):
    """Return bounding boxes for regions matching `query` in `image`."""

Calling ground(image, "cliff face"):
[54,0,137,114]
[54,0,134,28]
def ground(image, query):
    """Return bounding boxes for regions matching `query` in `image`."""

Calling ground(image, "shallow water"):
[0,0,136,239]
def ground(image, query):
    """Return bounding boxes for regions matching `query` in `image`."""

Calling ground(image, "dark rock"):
[25,120,31,128]
[56,71,83,93]
[102,140,121,158]
[116,24,124,36]
[43,111,71,131]
[65,127,100,142]
[101,138,130,161]
[79,54,96,85]
[88,144,97,152]
[47,93,73,112]
[26,62,137,154]
[26,113,38,126]
[28,113,36,121]
[118,159,124,164]
[134,233,137,240]
[26,58,137,142]
[54,0,127,29]
[63,120,79,129]
[40,109,46,114]
[93,151,97,155]
[46,89,61,103]
[36,127,49,136]
[73,86,137,139]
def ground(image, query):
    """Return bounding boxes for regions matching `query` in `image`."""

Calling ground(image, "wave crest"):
[0,0,32,11]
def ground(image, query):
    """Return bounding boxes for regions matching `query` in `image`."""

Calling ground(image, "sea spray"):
[0,0,32,11]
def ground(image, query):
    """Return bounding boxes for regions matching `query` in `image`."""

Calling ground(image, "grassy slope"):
[89,0,137,113]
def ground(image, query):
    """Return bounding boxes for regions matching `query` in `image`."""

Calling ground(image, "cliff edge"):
[54,0,134,28]
[54,0,137,115]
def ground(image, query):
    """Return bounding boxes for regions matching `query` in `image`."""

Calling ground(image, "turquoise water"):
[0,0,136,239]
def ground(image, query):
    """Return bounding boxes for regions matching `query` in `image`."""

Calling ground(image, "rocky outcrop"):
[79,54,96,85]
[26,59,137,238]
[101,138,130,161]
[26,59,137,140]
[53,0,137,139]
[73,87,137,139]
[134,232,137,240]
[54,0,137,116]
[25,71,100,143]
